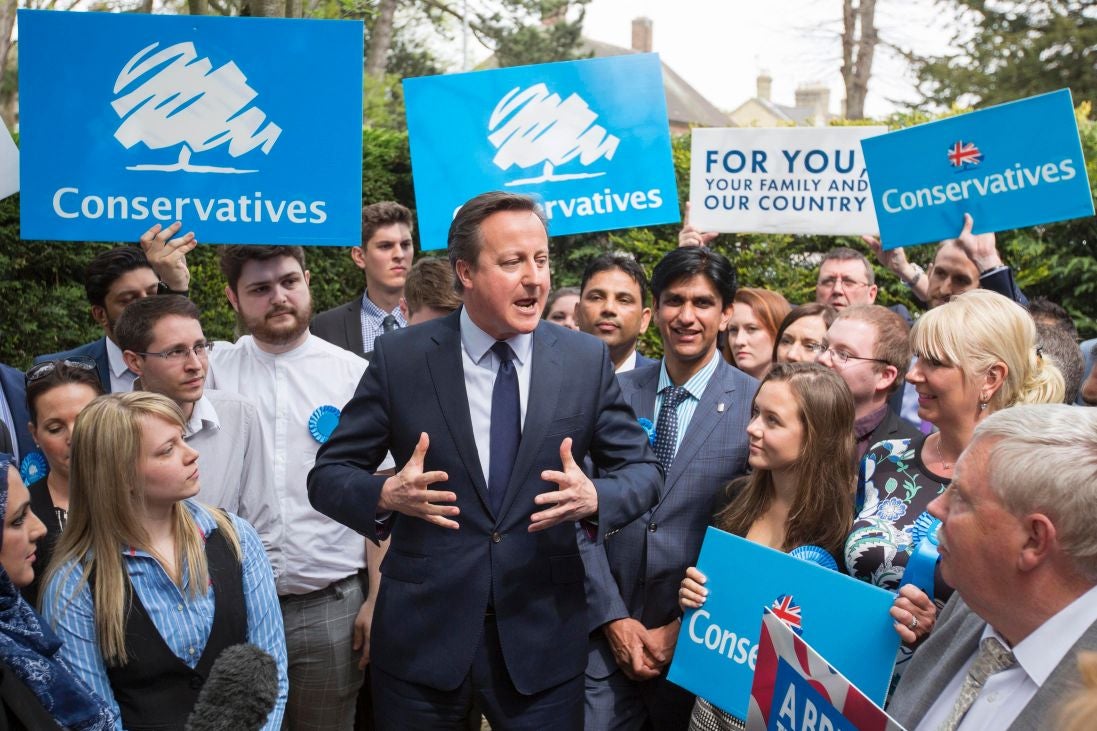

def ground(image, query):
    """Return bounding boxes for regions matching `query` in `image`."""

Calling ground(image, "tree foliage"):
[909,0,1097,113]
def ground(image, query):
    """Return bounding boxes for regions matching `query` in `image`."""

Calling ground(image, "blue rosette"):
[901,511,942,598]
[789,545,838,572]
[637,417,656,446]
[308,405,341,444]
[20,450,49,486]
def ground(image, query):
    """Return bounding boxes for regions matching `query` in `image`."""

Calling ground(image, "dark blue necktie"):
[653,386,689,470]
[381,314,398,333]
[489,341,520,516]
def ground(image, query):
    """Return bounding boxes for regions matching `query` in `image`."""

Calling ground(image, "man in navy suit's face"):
[456,209,550,341]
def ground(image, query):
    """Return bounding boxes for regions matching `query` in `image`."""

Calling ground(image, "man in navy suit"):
[580,246,758,730]
[308,192,662,729]
[575,253,655,374]
[0,363,33,461]
[35,223,195,392]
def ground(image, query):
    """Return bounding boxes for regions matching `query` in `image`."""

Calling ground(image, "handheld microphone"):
[184,644,279,731]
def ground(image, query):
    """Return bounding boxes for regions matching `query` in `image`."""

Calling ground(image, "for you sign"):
[18,10,364,245]
[689,127,887,236]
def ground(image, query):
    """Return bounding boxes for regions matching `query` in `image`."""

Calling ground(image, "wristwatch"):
[903,263,925,289]
[156,281,189,296]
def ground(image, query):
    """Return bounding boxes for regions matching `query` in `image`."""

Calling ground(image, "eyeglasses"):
[25,356,98,385]
[817,277,870,290]
[135,342,214,361]
[818,345,889,367]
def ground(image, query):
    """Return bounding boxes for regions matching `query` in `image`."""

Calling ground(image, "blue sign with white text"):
[666,528,898,722]
[18,10,363,245]
[403,54,680,250]
[767,660,859,731]
[862,89,1093,249]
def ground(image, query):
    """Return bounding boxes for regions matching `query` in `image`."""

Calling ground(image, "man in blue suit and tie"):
[308,192,662,729]
[581,246,759,730]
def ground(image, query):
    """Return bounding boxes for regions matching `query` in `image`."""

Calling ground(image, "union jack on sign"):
[947,140,983,168]
[770,594,803,634]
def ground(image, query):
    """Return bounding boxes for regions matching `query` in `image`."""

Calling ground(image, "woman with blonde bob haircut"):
[845,289,1064,659]
[41,392,288,731]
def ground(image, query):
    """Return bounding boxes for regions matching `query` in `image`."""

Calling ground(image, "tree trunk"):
[0,0,16,82]
[285,0,302,19]
[187,0,209,14]
[365,0,398,79]
[253,0,285,17]
[839,0,876,120]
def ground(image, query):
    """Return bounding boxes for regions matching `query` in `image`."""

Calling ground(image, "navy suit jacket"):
[0,364,33,459]
[35,338,111,393]
[581,356,759,678]
[634,353,658,370]
[307,310,662,695]
[310,295,366,356]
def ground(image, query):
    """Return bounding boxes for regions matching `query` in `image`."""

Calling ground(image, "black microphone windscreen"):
[184,643,279,731]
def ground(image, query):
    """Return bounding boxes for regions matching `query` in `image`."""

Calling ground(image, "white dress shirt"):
[614,350,639,374]
[105,338,137,393]
[917,583,1097,730]
[185,389,282,579]
[209,334,368,595]
[459,308,533,488]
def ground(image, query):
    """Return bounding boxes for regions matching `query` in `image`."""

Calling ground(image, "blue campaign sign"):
[18,10,363,245]
[667,527,898,722]
[862,89,1094,249]
[403,54,680,250]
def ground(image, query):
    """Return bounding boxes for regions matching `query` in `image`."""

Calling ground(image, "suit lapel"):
[346,297,365,354]
[662,359,733,498]
[425,313,489,508]
[627,365,659,422]
[93,339,111,393]
[499,323,561,519]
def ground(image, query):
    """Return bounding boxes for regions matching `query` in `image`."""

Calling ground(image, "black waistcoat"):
[104,528,246,731]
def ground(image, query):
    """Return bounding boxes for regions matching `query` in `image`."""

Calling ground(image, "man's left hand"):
[645,620,680,669]
[140,221,196,292]
[531,438,598,532]
[352,598,374,669]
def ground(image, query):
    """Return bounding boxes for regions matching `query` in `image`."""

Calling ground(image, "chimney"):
[756,72,772,101]
[631,17,653,53]
[795,83,831,125]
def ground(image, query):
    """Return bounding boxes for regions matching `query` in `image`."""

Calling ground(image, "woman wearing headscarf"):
[0,452,113,730]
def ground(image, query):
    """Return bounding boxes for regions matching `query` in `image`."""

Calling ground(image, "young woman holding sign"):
[678,361,861,730]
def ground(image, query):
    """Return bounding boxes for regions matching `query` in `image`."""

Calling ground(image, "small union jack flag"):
[770,594,803,635]
[947,140,983,168]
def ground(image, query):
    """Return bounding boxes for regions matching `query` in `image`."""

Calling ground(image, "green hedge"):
[2,119,1095,369]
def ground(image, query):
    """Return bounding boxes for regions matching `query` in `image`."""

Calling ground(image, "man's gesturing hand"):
[140,221,196,292]
[378,432,458,529]
[530,437,598,532]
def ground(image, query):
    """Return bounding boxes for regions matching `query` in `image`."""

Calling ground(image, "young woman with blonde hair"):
[41,392,287,731]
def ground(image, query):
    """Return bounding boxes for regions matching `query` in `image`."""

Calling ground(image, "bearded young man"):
[208,245,370,731]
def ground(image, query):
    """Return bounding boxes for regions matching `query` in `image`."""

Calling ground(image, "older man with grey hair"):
[887,404,1097,730]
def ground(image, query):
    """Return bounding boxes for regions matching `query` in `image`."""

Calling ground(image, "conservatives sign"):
[862,89,1093,249]
[19,10,363,245]
[404,54,679,250]
[666,528,898,723]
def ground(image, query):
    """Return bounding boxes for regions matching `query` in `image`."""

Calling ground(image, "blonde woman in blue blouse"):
[41,392,287,731]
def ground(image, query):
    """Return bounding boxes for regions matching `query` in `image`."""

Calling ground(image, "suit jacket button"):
[491,531,503,543]
[648,522,657,532]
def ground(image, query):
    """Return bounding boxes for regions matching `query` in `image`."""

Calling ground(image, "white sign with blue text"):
[403,54,679,250]
[689,127,887,235]
[666,528,898,723]
[862,89,1094,249]
[18,10,364,245]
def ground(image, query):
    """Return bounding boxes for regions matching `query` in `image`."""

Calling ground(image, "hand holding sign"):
[378,432,457,529]
[678,566,708,611]
[890,584,937,646]
[679,202,718,247]
[140,222,196,292]
[955,213,1003,272]
[531,438,598,532]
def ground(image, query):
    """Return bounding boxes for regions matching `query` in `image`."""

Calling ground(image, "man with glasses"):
[113,295,277,558]
[817,304,920,460]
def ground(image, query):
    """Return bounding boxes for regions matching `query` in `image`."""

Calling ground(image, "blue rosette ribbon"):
[20,450,49,486]
[308,405,341,444]
[637,417,656,446]
[900,511,942,598]
[789,545,839,572]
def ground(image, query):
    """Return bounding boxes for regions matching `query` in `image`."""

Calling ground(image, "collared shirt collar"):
[656,349,719,400]
[615,350,639,374]
[855,404,889,442]
[105,337,131,378]
[184,393,221,439]
[361,290,406,322]
[460,308,533,367]
[987,582,1097,687]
